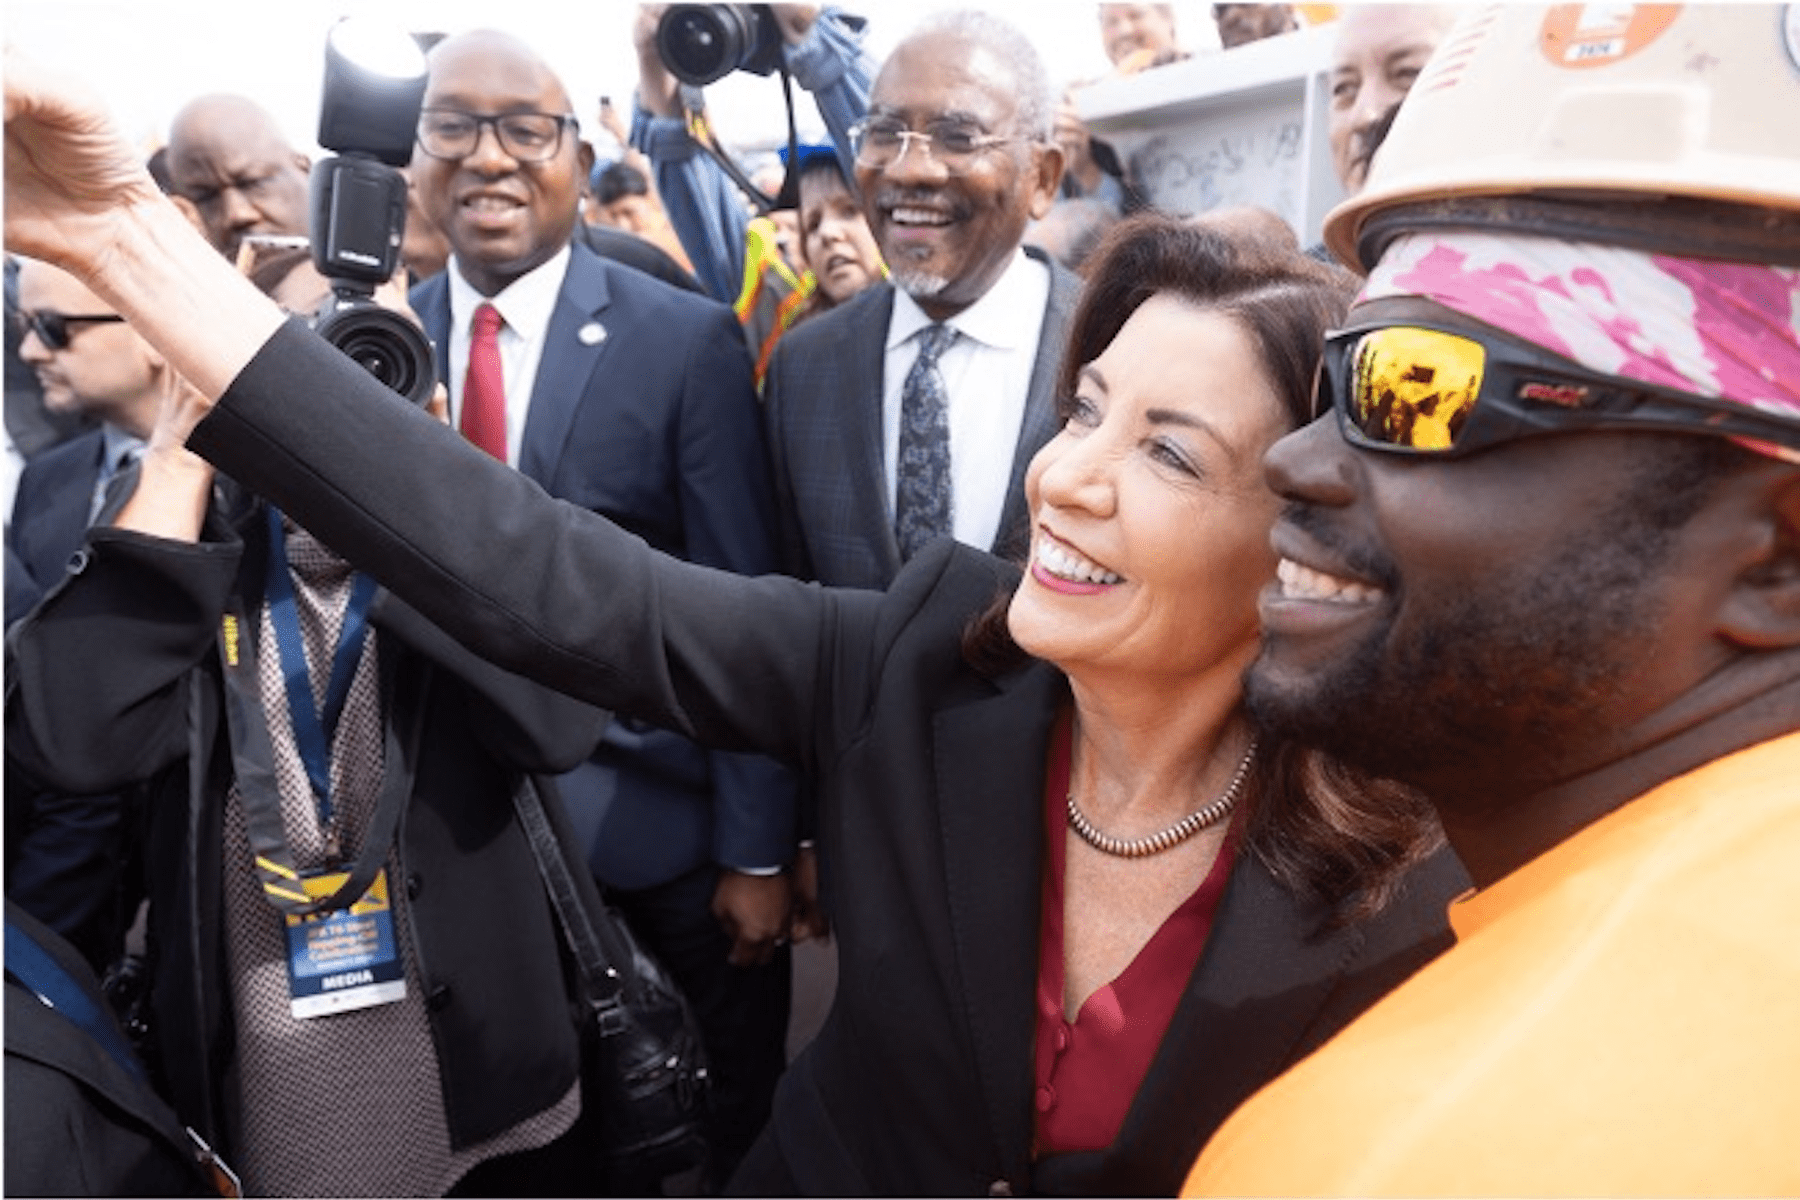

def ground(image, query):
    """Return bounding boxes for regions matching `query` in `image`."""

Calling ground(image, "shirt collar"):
[447,243,572,340]
[887,248,1044,352]
[99,422,145,469]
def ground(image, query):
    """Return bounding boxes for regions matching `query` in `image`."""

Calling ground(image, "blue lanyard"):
[6,917,148,1085]
[263,504,377,834]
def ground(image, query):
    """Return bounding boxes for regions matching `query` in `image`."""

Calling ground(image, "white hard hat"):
[1325,4,1800,271]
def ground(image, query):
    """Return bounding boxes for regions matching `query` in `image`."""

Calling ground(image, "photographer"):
[4,252,612,1196]
[631,4,875,309]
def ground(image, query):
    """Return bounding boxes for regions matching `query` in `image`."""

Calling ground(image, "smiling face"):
[1008,295,1287,687]
[1327,4,1455,193]
[412,31,589,297]
[855,32,1061,321]
[1247,391,1748,797]
[797,168,883,306]
[1099,4,1181,68]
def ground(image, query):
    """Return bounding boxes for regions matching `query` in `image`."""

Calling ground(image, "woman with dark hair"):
[5,83,1464,1193]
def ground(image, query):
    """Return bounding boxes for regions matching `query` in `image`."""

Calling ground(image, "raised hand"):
[3,47,163,276]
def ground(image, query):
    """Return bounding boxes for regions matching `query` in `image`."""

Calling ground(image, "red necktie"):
[461,302,507,460]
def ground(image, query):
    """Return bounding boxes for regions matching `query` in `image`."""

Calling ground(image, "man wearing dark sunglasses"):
[7,258,168,624]
[1183,6,1800,1195]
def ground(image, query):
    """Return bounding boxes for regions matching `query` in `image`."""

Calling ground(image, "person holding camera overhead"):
[4,251,614,1195]
[630,3,882,309]
[403,28,799,1193]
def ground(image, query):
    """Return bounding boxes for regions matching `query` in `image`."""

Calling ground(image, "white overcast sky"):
[6,1,1225,158]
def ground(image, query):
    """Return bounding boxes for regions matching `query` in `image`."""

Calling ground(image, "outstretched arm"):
[4,49,883,768]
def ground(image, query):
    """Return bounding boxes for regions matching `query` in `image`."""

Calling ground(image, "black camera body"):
[306,19,437,406]
[656,4,783,87]
[307,157,436,406]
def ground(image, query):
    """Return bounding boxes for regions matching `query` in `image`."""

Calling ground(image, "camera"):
[656,4,784,87]
[307,19,437,406]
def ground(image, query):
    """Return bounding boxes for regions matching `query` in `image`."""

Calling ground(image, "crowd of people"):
[5,2,1799,1197]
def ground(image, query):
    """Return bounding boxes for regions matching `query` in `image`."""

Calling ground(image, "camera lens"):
[313,300,437,407]
[655,5,782,87]
[657,6,744,86]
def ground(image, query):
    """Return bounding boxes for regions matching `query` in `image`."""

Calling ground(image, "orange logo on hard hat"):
[1540,4,1682,69]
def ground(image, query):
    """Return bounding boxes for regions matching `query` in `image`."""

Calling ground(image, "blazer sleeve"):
[190,320,886,781]
[370,589,611,774]
[6,525,241,795]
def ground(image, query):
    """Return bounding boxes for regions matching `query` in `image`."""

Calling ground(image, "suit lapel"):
[518,247,614,488]
[844,288,902,579]
[932,660,1064,1180]
[413,272,452,385]
[36,434,104,575]
[1104,857,1362,1191]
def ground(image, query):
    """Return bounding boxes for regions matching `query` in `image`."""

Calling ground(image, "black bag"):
[511,776,711,1182]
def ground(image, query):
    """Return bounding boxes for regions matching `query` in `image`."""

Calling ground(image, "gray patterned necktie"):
[895,323,957,561]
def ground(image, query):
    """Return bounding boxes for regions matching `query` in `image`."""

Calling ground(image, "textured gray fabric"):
[894,323,958,562]
[220,519,576,1196]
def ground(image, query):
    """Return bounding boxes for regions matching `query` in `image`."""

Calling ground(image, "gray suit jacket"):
[762,247,1083,588]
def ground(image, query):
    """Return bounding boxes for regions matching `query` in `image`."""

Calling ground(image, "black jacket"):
[5,900,218,1196]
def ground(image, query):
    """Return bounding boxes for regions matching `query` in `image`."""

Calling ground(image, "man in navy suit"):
[762,11,1082,590]
[6,259,173,971]
[405,30,795,1190]
[7,259,165,621]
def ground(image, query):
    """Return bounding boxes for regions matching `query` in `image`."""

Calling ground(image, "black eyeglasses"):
[14,309,127,350]
[1316,318,1800,458]
[850,117,1024,172]
[416,109,578,163]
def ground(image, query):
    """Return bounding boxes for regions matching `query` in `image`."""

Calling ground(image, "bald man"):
[166,93,311,260]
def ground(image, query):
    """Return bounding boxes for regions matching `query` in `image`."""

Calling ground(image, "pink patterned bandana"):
[1359,232,1800,464]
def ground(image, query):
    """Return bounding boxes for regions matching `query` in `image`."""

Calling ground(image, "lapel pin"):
[578,321,607,346]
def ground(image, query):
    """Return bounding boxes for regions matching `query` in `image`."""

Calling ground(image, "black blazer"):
[762,248,1084,588]
[6,425,103,625]
[5,428,143,973]
[192,323,1466,1195]
[5,489,608,1158]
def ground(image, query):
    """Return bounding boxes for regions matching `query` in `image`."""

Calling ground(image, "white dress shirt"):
[882,249,1051,555]
[445,245,572,467]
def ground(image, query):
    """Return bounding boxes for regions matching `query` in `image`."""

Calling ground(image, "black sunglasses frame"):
[1316,317,1800,458]
[14,310,127,351]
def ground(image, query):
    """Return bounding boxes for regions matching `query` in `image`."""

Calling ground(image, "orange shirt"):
[1184,731,1800,1197]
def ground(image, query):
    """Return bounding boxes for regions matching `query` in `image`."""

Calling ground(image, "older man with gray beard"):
[761,9,1081,590]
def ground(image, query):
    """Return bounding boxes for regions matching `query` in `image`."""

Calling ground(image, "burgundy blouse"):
[1032,708,1240,1155]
